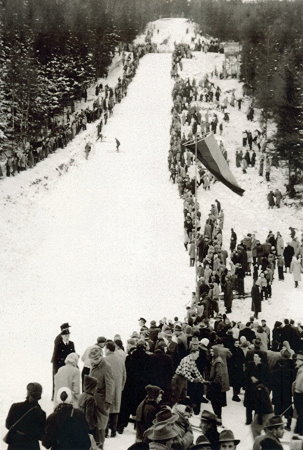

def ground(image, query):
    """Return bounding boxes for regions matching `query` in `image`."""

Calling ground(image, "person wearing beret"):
[5,382,46,450]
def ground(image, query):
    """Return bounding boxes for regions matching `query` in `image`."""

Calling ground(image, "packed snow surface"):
[0,17,302,450]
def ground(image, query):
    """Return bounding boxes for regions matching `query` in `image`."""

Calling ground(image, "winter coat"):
[228,346,245,388]
[244,362,269,409]
[78,390,98,432]
[5,400,46,450]
[223,279,233,310]
[42,404,90,450]
[172,413,194,449]
[121,348,152,416]
[283,245,294,268]
[267,192,275,207]
[105,351,126,413]
[136,398,159,442]
[54,362,80,407]
[90,358,115,429]
[290,259,302,282]
[149,350,174,394]
[209,352,230,392]
[251,284,262,314]
[51,339,75,373]
[271,359,295,416]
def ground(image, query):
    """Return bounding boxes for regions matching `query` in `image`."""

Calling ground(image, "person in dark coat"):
[42,387,91,450]
[51,329,75,400]
[230,229,237,252]
[149,342,174,401]
[78,375,98,438]
[199,410,220,447]
[272,322,283,350]
[271,354,295,430]
[118,340,151,433]
[283,244,294,271]
[239,322,256,344]
[244,354,269,425]
[5,383,46,450]
[253,415,285,450]
[251,282,262,319]
[229,340,245,402]
[223,276,233,313]
[135,385,163,442]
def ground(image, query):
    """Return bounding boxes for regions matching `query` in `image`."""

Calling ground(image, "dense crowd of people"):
[0,42,157,179]
[4,31,303,450]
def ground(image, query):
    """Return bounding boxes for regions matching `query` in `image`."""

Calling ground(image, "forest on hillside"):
[0,0,302,186]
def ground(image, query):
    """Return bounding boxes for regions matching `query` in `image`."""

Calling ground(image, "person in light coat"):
[54,352,80,407]
[276,232,284,257]
[290,256,302,287]
[89,346,115,448]
[104,341,126,437]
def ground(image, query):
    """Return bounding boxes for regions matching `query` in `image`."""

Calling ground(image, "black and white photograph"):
[1,0,303,449]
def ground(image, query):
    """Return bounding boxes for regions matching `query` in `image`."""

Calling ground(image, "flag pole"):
[194,133,198,301]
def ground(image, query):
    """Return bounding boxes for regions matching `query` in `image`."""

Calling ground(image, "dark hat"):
[174,324,182,331]
[264,415,284,429]
[97,336,106,344]
[217,430,240,445]
[60,322,71,330]
[61,329,70,335]
[153,407,178,425]
[200,410,221,424]
[139,317,146,323]
[190,434,211,449]
[150,320,157,327]
[145,384,163,399]
[145,422,178,441]
[27,382,42,398]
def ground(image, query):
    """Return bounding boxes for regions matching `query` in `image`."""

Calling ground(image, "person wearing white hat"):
[42,387,91,450]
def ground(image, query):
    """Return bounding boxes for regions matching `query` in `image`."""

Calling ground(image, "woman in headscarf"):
[42,387,91,450]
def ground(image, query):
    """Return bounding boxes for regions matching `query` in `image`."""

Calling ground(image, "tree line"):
[0,0,302,187]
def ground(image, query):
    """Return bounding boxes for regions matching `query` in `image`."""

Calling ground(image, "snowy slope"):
[0,17,301,450]
[0,51,194,435]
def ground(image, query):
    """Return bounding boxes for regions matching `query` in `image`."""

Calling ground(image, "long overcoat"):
[251,284,262,314]
[90,358,115,429]
[290,259,302,282]
[105,351,126,413]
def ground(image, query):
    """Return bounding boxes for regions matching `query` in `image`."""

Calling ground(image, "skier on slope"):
[115,138,121,152]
